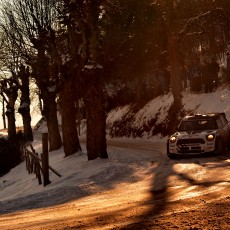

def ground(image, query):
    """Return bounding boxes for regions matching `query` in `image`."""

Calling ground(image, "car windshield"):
[178,119,217,131]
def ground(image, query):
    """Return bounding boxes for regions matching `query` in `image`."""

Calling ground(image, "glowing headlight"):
[169,136,177,143]
[206,134,215,141]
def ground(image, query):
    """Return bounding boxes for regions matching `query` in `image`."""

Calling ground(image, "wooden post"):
[41,133,51,186]
[36,161,42,185]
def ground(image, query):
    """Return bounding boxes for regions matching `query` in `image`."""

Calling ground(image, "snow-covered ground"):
[1,85,230,217]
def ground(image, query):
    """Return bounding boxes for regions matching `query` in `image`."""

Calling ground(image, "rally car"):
[167,113,230,159]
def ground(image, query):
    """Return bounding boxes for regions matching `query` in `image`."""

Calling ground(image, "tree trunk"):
[76,98,81,136]
[18,65,33,141]
[165,0,182,107]
[6,91,18,140]
[84,70,108,160]
[21,111,33,141]
[42,93,62,151]
[38,91,43,114]
[167,34,182,106]
[59,75,81,157]
[2,98,6,129]
[6,108,16,139]
[2,79,19,140]
[32,48,62,151]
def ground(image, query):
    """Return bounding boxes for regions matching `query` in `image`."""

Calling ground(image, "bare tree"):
[64,0,108,160]
[0,30,33,141]
[154,0,230,111]
[43,7,82,157]
[0,0,63,150]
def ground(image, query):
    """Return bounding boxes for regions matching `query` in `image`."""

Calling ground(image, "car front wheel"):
[214,139,223,155]
[167,153,178,159]
[167,141,178,159]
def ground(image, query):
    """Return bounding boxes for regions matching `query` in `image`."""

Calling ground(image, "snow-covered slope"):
[107,85,230,138]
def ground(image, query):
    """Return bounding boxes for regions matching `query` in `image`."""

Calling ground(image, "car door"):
[218,117,229,145]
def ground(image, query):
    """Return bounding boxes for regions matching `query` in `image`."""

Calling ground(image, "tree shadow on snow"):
[0,152,139,215]
[120,150,230,229]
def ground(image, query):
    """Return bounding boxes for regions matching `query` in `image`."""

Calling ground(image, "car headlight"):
[206,134,215,141]
[169,136,177,143]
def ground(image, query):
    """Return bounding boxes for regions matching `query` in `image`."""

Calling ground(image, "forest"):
[0,0,230,162]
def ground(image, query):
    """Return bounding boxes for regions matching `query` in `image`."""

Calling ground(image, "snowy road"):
[0,138,230,229]
[107,138,230,201]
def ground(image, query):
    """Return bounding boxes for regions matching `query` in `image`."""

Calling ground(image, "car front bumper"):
[168,140,216,155]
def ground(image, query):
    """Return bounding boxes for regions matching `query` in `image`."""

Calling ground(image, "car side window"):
[216,119,223,128]
[220,116,227,126]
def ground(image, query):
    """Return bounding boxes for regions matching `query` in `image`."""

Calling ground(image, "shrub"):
[0,133,23,177]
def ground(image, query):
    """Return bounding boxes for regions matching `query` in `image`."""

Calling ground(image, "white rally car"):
[167,113,230,159]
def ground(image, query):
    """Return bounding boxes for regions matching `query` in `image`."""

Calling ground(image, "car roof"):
[182,113,226,121]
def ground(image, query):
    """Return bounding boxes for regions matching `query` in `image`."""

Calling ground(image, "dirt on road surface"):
[1,139,230,230]
[1,185,230,230]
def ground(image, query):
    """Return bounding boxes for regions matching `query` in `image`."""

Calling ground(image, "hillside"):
[106,84,230,138]
[35,84,230,139]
